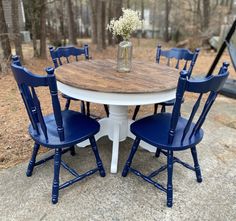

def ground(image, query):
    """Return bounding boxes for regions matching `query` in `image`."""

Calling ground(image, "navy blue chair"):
[132,46,200,120]
[123,62,229,207]
[49,45,109,117]
[11,55,105,204]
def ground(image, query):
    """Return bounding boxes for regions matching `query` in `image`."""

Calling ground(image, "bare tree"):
[89,0,98,44]
[96,0,103,51]
[108,0,115,46]
[0,0,11,60]
[126,0,130,8]
[113,0,123,42]
[202,0,210,31]
[152,0,157,39]
[39,0,47,58]
[67,0,77,45]
[164,0,171,42]
[101,0,106,49]
[11,0,24,61]
[113,0,123,18]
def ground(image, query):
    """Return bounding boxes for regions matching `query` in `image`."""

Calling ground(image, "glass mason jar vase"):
[117,40,133,72]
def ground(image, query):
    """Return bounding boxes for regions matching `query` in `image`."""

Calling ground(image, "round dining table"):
[55,59,179,173]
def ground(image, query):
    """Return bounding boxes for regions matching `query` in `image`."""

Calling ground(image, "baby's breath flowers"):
[107,8,142,41]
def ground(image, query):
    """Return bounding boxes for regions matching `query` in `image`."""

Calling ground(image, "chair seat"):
[61,93,79,101]
[29,110,100,148]
[131,113,203,151]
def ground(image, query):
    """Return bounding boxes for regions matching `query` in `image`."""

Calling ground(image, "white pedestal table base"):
[78,105,156,173]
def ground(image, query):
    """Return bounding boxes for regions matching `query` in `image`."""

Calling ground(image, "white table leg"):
[110,122,120,173]
[108,105,128,173]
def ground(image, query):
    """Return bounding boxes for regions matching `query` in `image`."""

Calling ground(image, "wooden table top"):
[54,59,179,94]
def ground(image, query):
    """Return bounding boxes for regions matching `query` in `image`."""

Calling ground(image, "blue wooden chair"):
[132,46,200,120]
[123,62,229,207]
[49,45,109,117]
[11,55,105,204]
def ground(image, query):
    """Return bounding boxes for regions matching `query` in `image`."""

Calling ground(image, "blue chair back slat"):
[189,92,217,139]
[168,62,229,145]
[49,44,90,68]
[183,60,188,70]
[187,49,200,77]
[46,67,65,141]
[31,87,48,140]
[11,55,65,142]
[168,70,188,144]
[156,45,200,76]
[181,93,203,142]
[175,59,179,69]
[20,84,39,134]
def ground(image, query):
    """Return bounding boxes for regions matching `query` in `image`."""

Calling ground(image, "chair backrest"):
[11,55,64,142]
[156,45,200,77]
[49,44,89,68]
[168,62,229,144]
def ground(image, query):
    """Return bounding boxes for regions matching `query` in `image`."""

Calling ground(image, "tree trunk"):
[89,0,97,44]
[152,0,157,39]
[28,0,39,57]
[202,0,210,31]
[164,0,170,42]
[101,0,106,49]
[59,0,66,46]
[67,0,77,45]
[96,0,103,51]
[108,0,115,46]
[32,17,39,57]
[113,0,123,43]
[39,0,46,58]
[113,0,122,18]
[126,0,130,8]
[85,1,89,37]
[11,0,24,61]
[0,0,11,60]
[141,0,145,37]
[228,0,234,14]
[79,0,83,37]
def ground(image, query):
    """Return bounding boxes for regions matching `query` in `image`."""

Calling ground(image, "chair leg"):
[69,146,76,156]
[132,105,140,120]
[81,101,86,115]
[26,142,40,177]
[52,148,62,204]
[86,102,90,116]
[155,148,161,158]
[161,105,166,113]
[167,150,173,207]
[191,146,202,183]
[89,136,106,177]
[122,137,140,177]
[154,103,158,114]
[64,98,71,110]
[104,104,109,117]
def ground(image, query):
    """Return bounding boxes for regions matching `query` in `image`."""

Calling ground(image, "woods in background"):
[0,0,235,70]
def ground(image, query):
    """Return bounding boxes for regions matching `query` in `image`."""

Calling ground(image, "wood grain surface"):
[54,59,179,94]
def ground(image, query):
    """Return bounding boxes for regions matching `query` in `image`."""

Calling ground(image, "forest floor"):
[0,38,235,169]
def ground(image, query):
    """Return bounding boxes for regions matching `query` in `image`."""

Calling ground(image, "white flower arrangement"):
[107,8,142,41]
